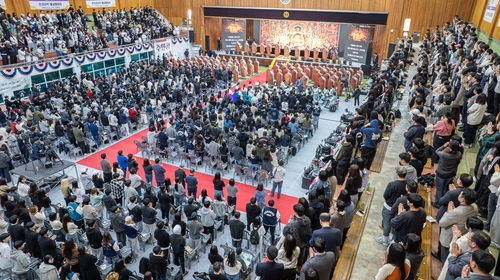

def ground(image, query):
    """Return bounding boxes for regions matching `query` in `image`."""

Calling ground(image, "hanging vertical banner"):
[29,0,70,10]
[484,0,499,23]
[0,0,6,10]
[85,0,115,8]
[222,18,246,52]
[154,39,172,57]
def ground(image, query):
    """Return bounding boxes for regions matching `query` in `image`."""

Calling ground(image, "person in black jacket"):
[154,221,170,257]
[142,198,158,244]
[127,196,143,232]
[8,215,26,243]
[245,197,262,231]
[172,212,187,237]
[38,227,61,268]
[171,224,187,275]
[24,222,42,259]
[149,246,168,280]
[229,211,246,248]
[86,219,103,264]
[77,246,101,280]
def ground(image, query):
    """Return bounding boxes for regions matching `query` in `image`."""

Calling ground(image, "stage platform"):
[217,52,363,69]
[10,160,79,185]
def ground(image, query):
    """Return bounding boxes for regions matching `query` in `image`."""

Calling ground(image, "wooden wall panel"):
[472,0,488,26]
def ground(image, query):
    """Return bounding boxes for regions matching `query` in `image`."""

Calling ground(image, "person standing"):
[117,150,128,177]
[375,167,408,247]
[186,168,198,197]
[175,164,187,188]
[309,213,341,258]
[86,219,104,264]
[270,161,286,198]
[390,193,427,243]
[149,246,168,280]
[255,246,284,280]
[11,241,31,279]
[171,225,187,275]
[439,188,478,264]
[263,200,280,245]
[229,211,246,248]
[226,179,238,215]
[360,119,382,170]
[245,197,262,231]
[142,198,158,244]
[187,214,203,257]
[201,200,217,244]
[100,153,112,183]
[152,158,166,187]
[110,206,126,246]
[300,238,336,280]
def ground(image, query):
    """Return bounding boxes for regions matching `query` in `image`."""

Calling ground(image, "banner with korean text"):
[86,0,116,8]
[29,0,70,10]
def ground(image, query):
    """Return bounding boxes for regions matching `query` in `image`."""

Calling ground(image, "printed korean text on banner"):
[344,25,371,63]
[0,75,31,95]
[0,0,6,10]
[485,0,499,22]
[29,0,70,10]
[222,18,246,52]
[154,39,171,57]
[85,0,115,8]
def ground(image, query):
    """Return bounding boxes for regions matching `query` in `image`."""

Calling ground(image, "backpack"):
[250,225,260,245]
[139,257,152,275]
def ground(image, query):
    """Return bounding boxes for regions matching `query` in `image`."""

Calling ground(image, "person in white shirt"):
[270,160,286,198]
[17,48,26,63]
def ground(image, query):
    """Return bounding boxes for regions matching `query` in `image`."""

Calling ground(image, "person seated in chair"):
[31,137,55,164]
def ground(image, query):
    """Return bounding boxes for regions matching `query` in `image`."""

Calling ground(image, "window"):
[105,59,115,68]
[60,69,74,78]
[131,54,139,62]
[140,53,148,60]
[116,57,125,65]
[44,71,60,84]
[31,74,45,84]
[93,61,104,70]
[81,64,93,72]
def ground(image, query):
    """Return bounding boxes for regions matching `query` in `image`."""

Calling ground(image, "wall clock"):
[280,0,291,5]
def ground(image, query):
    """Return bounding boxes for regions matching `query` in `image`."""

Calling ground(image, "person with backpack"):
[102,231,120,266]
[245,197,262,231]
[250,217,266,256]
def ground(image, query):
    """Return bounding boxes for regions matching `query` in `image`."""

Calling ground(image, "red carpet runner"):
[77,93,298,223]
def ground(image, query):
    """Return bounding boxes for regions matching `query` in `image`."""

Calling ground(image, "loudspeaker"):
[189,30,195,43]
[387,43,396,58]
[365,47,372,66]
[361,65,371,77]
[205,36,211,52]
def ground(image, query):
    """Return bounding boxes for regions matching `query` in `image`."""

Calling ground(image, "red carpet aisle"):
[221,71,267,96]
[77,127,297,222]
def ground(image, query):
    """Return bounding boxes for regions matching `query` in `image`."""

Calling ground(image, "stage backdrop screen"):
[222,18,246,52]
[344,25,371,63]
[259,20,340,50]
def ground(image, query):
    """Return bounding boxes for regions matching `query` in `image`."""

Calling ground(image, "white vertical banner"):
[484,0,499,22]
[154,39,172,58]
[0,0,7,10]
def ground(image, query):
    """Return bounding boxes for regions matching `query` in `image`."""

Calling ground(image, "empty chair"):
[166,148,179,163]
[214,159,227,175]
[256,169,270,188]
[65,144,82,159]
[188,154,201,168]
[204,156,213,173]
[242,167,254,185]
[232,164,243,181]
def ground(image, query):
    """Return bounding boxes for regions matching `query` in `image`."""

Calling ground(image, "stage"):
[10,160,79,185]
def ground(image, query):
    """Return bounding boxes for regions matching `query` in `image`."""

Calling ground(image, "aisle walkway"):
[350,66,416,278]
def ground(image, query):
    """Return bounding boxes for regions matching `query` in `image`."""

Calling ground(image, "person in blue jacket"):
[117,150,128,177]
[360,119,382,170]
